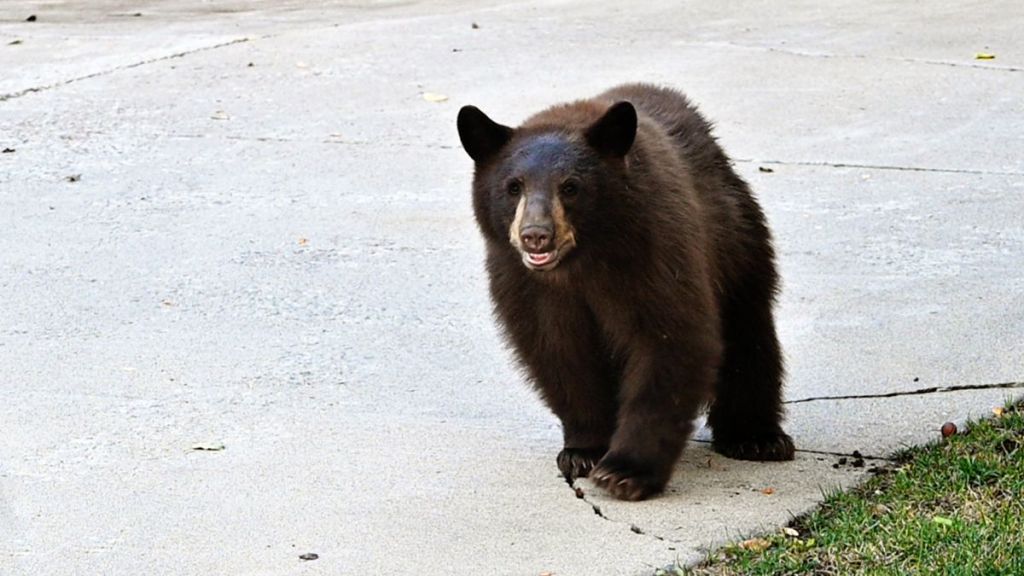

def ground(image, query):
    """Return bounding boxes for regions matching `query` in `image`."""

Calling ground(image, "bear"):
[456,83,794,501]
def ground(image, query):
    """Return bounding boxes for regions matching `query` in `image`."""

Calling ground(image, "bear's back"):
[597,83,728,176]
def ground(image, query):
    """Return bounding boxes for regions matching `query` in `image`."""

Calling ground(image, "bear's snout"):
[520,225,553,252]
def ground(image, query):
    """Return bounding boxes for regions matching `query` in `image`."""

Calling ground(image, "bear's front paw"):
[713,431,795,462]
[557,447,606,481]
[590,453,668,501]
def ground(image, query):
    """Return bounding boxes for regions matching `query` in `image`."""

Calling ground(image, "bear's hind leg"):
[708,281,795,461]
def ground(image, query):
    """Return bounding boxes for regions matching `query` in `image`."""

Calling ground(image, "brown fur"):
[457,84,794,501]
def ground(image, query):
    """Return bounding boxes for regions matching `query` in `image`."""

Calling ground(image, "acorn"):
[941,421,957,438]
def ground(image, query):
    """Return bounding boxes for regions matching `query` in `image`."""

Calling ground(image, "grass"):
[669,400,1024,576]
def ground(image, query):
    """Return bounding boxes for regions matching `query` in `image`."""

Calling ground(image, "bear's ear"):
[585,101,637,158]
[457,106,513,163]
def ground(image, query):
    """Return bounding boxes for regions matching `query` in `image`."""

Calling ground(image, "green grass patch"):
[673,401,1024,576]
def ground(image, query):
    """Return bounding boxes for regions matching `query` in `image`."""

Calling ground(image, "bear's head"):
[457,101,637,273]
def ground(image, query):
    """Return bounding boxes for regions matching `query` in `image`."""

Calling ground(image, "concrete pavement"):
[2,1,1022,574]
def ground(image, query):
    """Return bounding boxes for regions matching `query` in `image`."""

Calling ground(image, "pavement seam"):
[784,380,1024,405]
[790,447,890,462]
[0,37,253,103]
[569,482,688,547]
[165,133,457,149]
[761,45,1024,73]
[63,131,1018,171]
[688,438,891,462]
[564,441,889,549]
[736,158,1024,177]
[680,40,1024,73]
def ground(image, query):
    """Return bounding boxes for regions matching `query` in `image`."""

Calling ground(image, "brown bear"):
[456,83,794,501]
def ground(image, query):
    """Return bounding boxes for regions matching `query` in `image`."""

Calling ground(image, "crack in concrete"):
[687,437,890,461]
[791,446,889,462]
[42,128,1011,173]
[785,380,1024,405]
[0,37,252,103]
[160,132,456,150]
[562,444,884,554]
[761,44,1024,73]
[562,438,901,554]
[684,40,1024,73]
[567,481,686,547]
[736,158,1023,177]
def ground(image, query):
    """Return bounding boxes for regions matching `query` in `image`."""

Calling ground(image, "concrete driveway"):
[2,1,1021,574]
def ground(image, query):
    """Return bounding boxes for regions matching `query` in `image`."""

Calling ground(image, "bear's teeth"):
[528,252,552,264]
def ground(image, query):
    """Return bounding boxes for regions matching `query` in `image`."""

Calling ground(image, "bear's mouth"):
[521,242,574,271]
[525,250,557,267]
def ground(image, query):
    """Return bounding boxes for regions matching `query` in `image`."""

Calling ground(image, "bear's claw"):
[713,431,795,461]
[557,447,606,481]
[590,453,667,501]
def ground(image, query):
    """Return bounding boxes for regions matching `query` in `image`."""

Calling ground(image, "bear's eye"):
[507,180,523,197]
[560,181,579,197]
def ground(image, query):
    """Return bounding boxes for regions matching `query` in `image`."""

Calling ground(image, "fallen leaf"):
[871,504,891,516]
[298,237,309,246]
[8,39,22,45]
[299,552,319,561]
[758,166,774,173]
[211,110,230,120]
[1,147,14,153]
[992,407,1005,417]
[422,92,449,103]
[760,487,775,495]
[782,527,799,537]
[65,174,81,183]
[932,515,954,527]
[738,537,772,553]
[975,53,996,60]
[191,442,225,451]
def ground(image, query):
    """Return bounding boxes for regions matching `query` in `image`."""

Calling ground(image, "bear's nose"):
[520,226,552,252]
